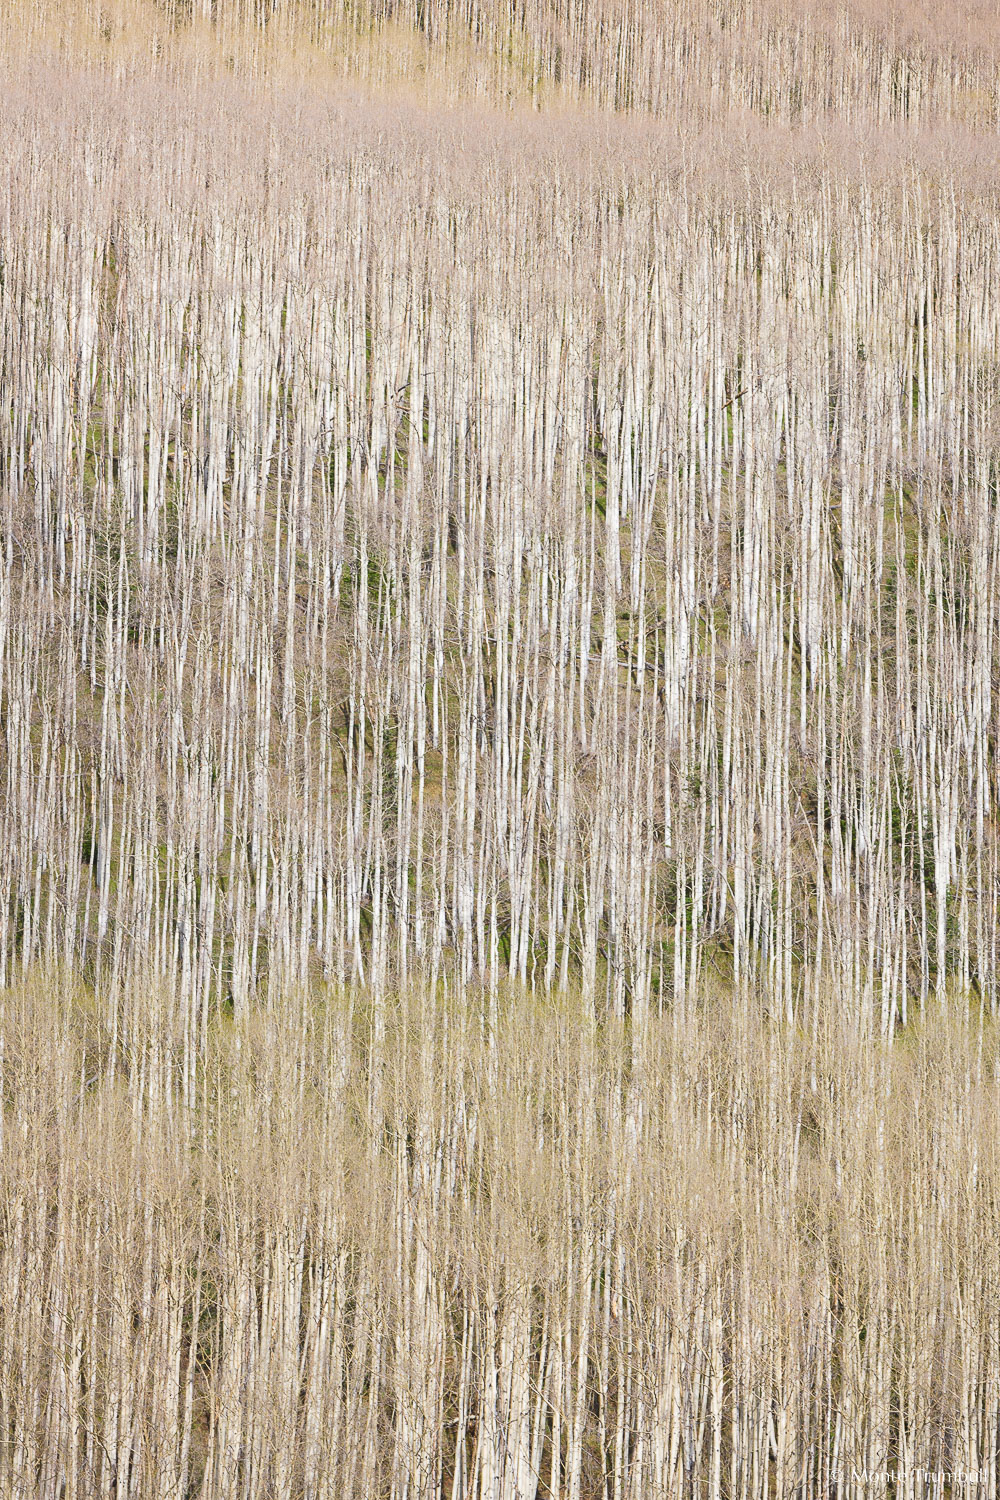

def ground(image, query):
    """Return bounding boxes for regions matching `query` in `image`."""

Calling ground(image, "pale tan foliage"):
[2,975,999,1497]
[5,0,1000,122]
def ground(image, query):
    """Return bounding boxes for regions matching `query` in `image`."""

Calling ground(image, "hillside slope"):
[2,8,1000,1496]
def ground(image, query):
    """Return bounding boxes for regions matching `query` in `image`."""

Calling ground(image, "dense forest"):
[2,1,1000,1494]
